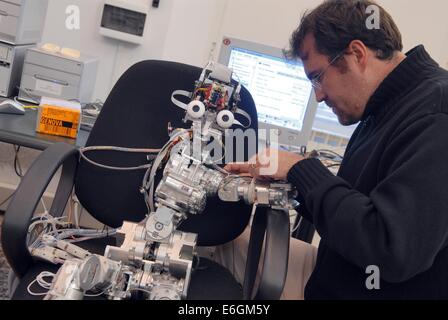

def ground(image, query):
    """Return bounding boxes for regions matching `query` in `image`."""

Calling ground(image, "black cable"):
[0,191,15,208]
[13,145,23,178]
[300,145,307,156]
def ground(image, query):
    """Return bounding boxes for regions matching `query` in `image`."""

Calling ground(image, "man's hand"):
[224,148,305,181]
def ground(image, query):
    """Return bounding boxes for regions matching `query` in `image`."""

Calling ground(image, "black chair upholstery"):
[1,60,259,300]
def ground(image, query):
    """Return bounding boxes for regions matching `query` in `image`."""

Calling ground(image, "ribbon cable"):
[171,90,252,128]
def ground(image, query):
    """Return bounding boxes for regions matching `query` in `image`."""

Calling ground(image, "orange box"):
[36,98,81,139]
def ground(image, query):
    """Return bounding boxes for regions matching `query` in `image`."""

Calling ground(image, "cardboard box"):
[36,97,81,139]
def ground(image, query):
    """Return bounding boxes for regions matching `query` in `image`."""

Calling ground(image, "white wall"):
[39,0,229,102]
[149,0,228,67]
[380,0,448,68]
[37,0,448,102]
[40,0,176,102]
[217,0,448,67]
[217,0,319,53]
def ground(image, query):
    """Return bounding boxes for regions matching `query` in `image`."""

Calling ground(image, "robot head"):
[185,62,242,130]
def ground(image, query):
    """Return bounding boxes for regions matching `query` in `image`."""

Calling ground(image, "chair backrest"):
[75,60,258,246]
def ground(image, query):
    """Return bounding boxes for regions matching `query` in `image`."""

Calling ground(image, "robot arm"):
[218,176,299,211]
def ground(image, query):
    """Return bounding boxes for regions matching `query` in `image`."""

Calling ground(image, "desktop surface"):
[0,108,89,150]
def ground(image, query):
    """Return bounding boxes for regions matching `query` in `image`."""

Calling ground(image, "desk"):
[0,109,89,150]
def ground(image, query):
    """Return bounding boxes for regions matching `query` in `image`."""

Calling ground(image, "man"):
[224,0,448,299]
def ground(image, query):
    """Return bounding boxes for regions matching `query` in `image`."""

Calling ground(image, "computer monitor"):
[218,37,318,149]
[313,102,357,139]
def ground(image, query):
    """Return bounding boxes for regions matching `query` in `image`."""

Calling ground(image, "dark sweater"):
[287,46,448,299]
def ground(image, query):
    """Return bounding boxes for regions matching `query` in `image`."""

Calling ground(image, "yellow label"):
[37,104,80,139]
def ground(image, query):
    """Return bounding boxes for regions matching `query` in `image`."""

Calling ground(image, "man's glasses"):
[310,50,346,90]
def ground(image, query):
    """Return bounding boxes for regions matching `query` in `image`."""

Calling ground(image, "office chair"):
[1,60,290,300]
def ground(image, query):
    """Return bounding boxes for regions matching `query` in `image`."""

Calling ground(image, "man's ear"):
[348,40,368,69]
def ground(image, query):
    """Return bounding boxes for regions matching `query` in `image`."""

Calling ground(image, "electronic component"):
[216,110,235,128]
[0,0,48,45]
[0,42,32,97]
[18,47,99,104]
[186,100,205,119]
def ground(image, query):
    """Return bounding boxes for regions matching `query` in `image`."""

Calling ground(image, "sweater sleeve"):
[288,158,335,223]
[287,113,448,283]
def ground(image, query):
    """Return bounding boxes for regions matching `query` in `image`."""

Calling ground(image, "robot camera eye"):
[187,101,206,119]
[217,110,234,129]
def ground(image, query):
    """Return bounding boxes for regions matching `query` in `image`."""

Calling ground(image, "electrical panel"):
[99,0,149,45]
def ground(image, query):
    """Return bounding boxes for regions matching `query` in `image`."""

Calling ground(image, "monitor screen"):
[313,102,357,139]
[218,37,318,148]
[228,47,312,132]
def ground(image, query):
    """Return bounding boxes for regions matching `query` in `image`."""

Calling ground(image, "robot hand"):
[218,176,299,211]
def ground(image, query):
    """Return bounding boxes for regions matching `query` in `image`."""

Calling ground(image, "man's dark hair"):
[285,0,403,62]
